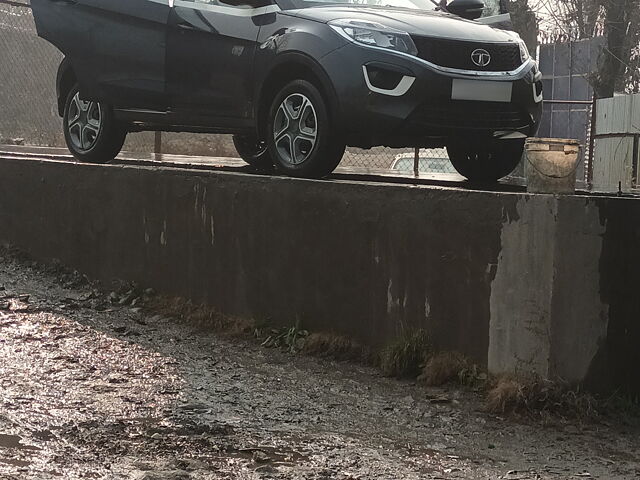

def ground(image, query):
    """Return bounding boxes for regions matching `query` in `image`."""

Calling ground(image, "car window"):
[176,0,256,9]
[278,0,437,11]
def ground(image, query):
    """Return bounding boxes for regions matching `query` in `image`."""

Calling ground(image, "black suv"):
[32,0,542,180]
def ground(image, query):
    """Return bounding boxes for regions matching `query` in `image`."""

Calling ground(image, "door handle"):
[176,22,197,31]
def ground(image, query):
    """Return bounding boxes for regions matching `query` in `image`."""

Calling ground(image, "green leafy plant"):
[260,324,309,353]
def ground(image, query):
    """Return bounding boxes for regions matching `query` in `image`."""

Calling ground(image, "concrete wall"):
[0,158,638,393]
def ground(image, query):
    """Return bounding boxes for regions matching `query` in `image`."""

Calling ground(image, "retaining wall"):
[0,157,638,393]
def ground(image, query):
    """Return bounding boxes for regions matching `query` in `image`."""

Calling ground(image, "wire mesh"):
[0,1,158,152]
[0,1,61,147]
[0,0,465,175]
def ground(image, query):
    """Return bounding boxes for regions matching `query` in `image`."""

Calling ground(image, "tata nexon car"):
[32,0,542,180]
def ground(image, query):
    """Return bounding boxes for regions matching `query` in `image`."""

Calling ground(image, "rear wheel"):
[63,85,126,163]
[267,80,345,178]
[232,135,273,171]
[447,139,525,182]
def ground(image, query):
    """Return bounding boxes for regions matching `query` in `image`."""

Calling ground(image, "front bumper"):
[320,42,543,148]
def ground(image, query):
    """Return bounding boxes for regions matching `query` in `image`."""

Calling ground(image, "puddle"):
[0,434,23,449]
[0,433,40,451]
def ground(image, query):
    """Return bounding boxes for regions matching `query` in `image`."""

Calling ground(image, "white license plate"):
[451,79,513,103]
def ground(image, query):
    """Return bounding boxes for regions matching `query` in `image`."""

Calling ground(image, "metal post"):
[587,96,597,190]
[413,147,419,178]
[154,131,162,162]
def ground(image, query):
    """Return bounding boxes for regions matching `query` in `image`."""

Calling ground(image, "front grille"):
[411,36,522,72]
[408,101,531,131]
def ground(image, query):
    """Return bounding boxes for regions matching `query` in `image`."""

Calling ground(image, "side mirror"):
[446,0,485,20]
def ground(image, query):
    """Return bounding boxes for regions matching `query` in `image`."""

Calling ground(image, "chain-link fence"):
[0,0,156,153]
[0,0,453,174]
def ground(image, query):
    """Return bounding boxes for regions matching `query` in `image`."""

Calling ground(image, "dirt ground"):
[0,253,638,480]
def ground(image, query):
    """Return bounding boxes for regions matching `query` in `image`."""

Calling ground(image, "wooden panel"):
[592,137,634,192]
[596,93,640,135]
[631,94,640,134]
[596,97,614,135]
[593,94,640,191]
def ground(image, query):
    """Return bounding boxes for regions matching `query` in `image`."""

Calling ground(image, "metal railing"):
[541,98,596,188]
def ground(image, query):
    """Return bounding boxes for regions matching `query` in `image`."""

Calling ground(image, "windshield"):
[278,0,438,12]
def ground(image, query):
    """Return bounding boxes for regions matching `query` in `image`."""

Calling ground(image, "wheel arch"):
[256,52,339,139]
[56,57,77,117]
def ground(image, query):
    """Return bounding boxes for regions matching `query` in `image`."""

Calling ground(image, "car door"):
[32,0,170,110]
[167,0,275,122]
[78,0,171,109]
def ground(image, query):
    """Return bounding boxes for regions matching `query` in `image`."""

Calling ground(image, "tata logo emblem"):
[471,49,491,67]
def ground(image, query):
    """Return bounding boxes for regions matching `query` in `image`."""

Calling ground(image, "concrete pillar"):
[488,196,608,383]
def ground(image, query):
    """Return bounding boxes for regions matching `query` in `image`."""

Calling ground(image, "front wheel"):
[267,80,345,178]
[63,84,127,164]
[447,139,525,182]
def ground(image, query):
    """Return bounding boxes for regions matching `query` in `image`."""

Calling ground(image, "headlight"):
[518,39,530,63]
[329,19,418,56]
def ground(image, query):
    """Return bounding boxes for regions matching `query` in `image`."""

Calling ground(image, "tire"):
[447,138,525,182]
[63,84,127,163]
[232,134,274,171]
[266,80,345,178]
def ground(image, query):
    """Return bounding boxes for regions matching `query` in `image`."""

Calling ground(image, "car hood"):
[281,6,517,43]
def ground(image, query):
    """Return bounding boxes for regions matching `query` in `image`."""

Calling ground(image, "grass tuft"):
[302,332,371,362]
[379,329,431,378]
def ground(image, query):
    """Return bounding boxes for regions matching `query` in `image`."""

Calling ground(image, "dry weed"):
[486,374,600,419]
[302,332,370,362]
[419,351,471,386]
[145,296,253,334]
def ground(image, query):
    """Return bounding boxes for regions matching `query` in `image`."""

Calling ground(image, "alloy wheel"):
[67,92,102,151]
[273,93,318,165]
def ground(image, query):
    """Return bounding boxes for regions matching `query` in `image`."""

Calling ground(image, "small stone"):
[430,396,452,404]
[119,290,137,305]
[252,450,271,464]
[134,471,190,480]
[179,402,208,411]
